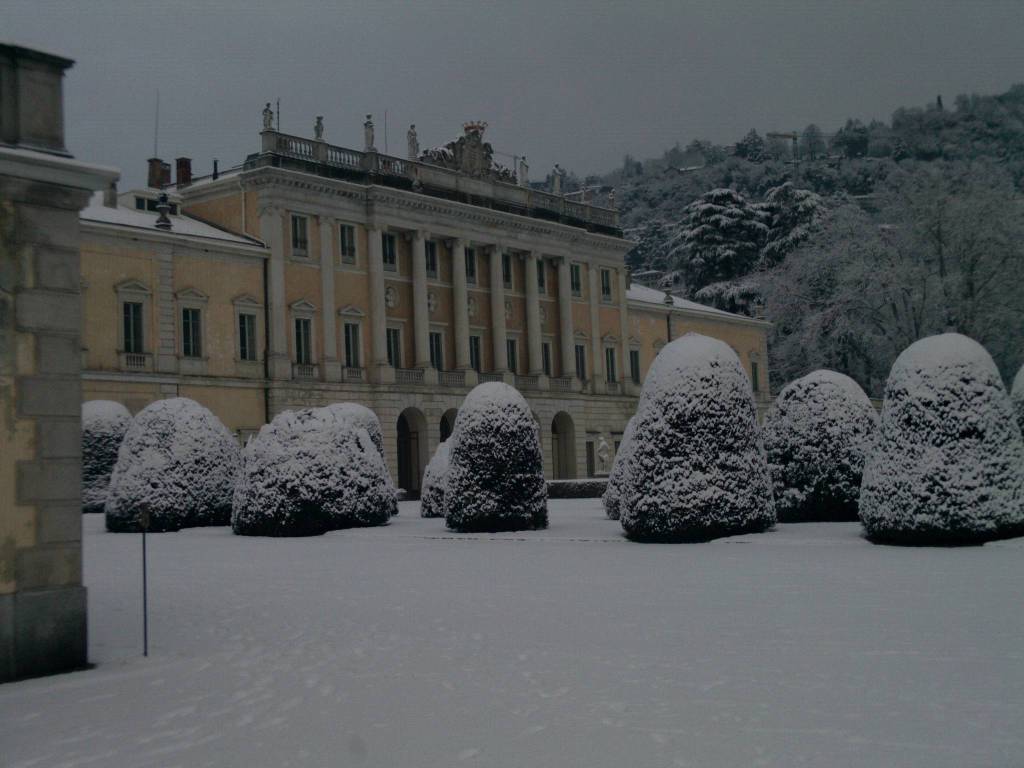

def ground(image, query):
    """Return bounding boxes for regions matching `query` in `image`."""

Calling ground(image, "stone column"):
[588,262,606,394]
[524,252,544,377]
[367,226,393,383]
[319,216,340,381]
[451,238,472,380]
[618,268,631,394]
[557,256,575,381]
[489,245,510,381]
[411,231,431,369]
[260,205,291,380]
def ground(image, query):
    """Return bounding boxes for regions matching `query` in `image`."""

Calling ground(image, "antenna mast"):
[276,98,280,132]
[153,90,159,157]
[384,110,388,154]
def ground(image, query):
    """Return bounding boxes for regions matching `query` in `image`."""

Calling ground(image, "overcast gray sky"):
[7,0,1024,188]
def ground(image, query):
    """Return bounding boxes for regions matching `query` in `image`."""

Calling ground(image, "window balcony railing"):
[551,376,575,392]
[344,366,365,382]
[515,374,539,389]
[439,370,465,387]
[479,372,504,383]
[293,363,318,379]
[396,368,424,385]
[606,381,621,395]
[119,351,152,372]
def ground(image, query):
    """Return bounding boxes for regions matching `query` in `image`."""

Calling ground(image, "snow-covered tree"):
[105,398,241,532]
[734,129,766,162]
[800,124,826,160]
[232,408,394,537]
[619,333,775,541]
[81,400,132,514]
[669,188,768,293]
[1013,363,1024,434]
[322,402,397,514]
[763,370,878,522]
[602,416,637,521]
[420,440,451,518]
[444,383,547,532]
[859,334,1024,545]
[759,182,825,267]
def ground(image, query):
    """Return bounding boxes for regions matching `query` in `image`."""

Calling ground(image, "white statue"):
[518,155,529,187]
[597,436,611,473]
[261,103,274,130]
[364,114,375,152]
[407,124,419,160]
[552,163,565,195]
[314,116,324,141]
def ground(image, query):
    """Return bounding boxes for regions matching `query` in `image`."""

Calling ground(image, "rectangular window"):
[344,323,361,368]
[542,342,552,377]
[537,261,546,292]
[506,338,518,373]
[570,263,582,296]
[574,344,586,380]
[382,233,397,272]
[425,240,438,279]
[238,313,256,361]
[630,349,641,384]
[386,327,402,368]
[751,361,760,392]
[339,224,356,265]
[429,331,444,370]
[294,318,312,365]
[469,335,482,373]
[123,301,144,354]
[465,247,477,284]
[291,214,308,256]
[605,348,617,383]
[182,307,201,358]
[502,252,512,289]
[601,269,612,300]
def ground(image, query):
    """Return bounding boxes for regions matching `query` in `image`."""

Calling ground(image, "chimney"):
[103,180,118,208]
[175,157,192,186]
[155,192,172,230]
[160,161,171,187]
[147,157,163,188]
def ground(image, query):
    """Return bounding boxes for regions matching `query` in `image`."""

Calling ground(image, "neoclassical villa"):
[79,114,770,491]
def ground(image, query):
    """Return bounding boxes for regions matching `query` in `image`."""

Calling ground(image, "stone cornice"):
[80,219,268,259]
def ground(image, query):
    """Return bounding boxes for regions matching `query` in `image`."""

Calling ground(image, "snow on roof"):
[80,192,263,247]
[626,283,753,321]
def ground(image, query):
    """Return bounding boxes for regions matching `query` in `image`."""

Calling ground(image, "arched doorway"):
[551,411,576,479]
[439,408,458,442]
[397,407,429,495]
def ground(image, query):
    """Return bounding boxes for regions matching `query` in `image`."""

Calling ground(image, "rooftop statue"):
[262,103,274,130]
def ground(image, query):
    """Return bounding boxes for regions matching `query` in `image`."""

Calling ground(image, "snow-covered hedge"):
[323,402,397,514]
[619,333,775,541]
[548,478,608,499]
[81,400,132,514]
[420,440,451,518]
[859,334,1024,545]
[444,383,547,532]
[1012,363,1024,435]
[232,407,394,537]
[105,398,241,532]
[763,370,878,522]
[602,416,637,519]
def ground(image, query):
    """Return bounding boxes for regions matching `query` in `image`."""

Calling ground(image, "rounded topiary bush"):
[444,382,547,532]
[105,398,241,532]
[232,407,394,537]
[420,440,451,518]
[619,333,775,542]
[1012,363,1024,435]
[602,416,637,521]
[763,370,878,522]
[323,402,398,514]
[859,334,1024,545]
[81,400,132,514]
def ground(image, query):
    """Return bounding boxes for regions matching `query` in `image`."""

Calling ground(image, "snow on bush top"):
[81,400,132,513]
[232,407,394,536]
[859,333,1024,544]
[763,370,878,521]
[105,398,241,531]
[444,382,547,532]
[322,402,385,460]
[602,415,637,520]
[1012,363,1024,434]
[420,440,451,518]
[620,333,775,541]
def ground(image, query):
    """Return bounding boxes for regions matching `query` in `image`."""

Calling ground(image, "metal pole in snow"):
[140,508,150,657]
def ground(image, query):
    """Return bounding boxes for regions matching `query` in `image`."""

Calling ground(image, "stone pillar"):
[489,245,509,380]
[618,268,631,394]
[525,252,544,377]
[411,231,430,369]
[260,205,291,380]
[588,262,606,394]
[557,256,575,381]
[0,43,117,683]
[450,239,475,384]
[367,226,393,383]
[319,216,340,381]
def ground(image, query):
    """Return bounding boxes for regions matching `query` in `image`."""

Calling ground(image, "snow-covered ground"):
[3,500,1024,767]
